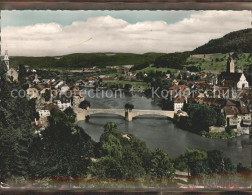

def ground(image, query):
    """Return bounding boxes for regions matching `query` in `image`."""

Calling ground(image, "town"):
[0,9,252,188]
[3,47,251,138]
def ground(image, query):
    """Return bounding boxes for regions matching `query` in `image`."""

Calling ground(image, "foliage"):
[174,148,235,176]
[18,64,27,82]
[10,53,164,69]
[187,103,217,131]
[79,100,91,110]
[154,52,191,69]
[201,130,236,139]
[236,163,251,173]
[63,107,77,123]
[194,28,252,54]
[92,122,174,179]
[0,61,8,81]
[0,80,36,181]
[30,110,94,178]
[150,148,175,178]
[216,113,226,127]
[130,62,149,71]
[124,83,132,92]
[125,103,134,110]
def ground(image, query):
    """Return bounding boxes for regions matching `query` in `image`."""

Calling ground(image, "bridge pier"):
[125,110,133,121]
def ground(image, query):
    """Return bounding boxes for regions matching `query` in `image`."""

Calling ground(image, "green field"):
[185,53,252,72]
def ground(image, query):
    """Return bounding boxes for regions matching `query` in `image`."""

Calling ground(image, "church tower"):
[226,53,235,73]
[4,49,9,70]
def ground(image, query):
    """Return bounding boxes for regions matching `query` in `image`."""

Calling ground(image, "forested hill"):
[193,28,252,54]
[10,53,164,69]
[9,28,251,70]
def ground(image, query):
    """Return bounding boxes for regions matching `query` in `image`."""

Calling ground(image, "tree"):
[237,163,251,174]
[185,148,208,176]
[125,103,134,110]
[187,103,217,131]
[30,110,94,178]
[79,100,91,110]
[207,150,235,174]
[18,64,27,82]
[90,156,123,178]
[124,84,132,92]
[150,148,175,178]
[64,107,76,123]
[179,80,186,85]
[0,81,36,181]
[216,113,225,127]
[0,61,8,81]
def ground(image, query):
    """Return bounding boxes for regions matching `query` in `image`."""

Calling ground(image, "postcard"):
[0,1,251,193]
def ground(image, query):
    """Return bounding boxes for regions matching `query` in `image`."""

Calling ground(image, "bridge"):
[73,107,174,122]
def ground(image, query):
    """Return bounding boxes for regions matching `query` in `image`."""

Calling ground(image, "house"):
[7,68,18,82]
[26,87,40,99]
[172,79,180,86]
[174,97,185,111]
[52,80,64,89]
[195,97,225,111]
[168,85,190,97]
[223,100,251,135]
[60,85,70,94]
[33,74,40,84]
[53,95,71,111]
[68,86,85,107]
[38,103,59,128]
[38,110,50,118]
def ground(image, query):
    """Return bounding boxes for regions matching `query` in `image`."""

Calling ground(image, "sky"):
[1,10,251,56]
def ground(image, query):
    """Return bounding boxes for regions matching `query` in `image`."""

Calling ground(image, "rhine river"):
[78,89,251,166]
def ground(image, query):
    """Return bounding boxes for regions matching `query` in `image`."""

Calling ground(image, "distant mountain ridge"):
[9,28,251,70]
[193,28,252,54]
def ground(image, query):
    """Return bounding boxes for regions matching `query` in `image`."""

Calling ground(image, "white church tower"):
[4,49,9,70]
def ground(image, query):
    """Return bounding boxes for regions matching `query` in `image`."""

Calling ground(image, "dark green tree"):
[216,113,226,127]
[125,103,134,110]
[187,103,217,131]
[18,64,27,82]
[150,148,175,178]
[79,100,91,110]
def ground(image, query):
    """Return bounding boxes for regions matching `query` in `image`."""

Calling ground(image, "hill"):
[10,53,164,70]
[193,28,252,54]
[9,29,252,73]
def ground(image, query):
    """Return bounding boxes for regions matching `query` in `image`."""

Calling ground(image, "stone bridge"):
[74,108,174,122]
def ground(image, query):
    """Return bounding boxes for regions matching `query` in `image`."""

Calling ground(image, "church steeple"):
[226,53,235,73]
[4,48,9,70]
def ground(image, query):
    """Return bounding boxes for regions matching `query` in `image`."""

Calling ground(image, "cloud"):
[1,11,251,56]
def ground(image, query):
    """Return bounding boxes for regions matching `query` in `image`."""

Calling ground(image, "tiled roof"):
[219,72,242,83]
[224,106,241,115]
[174,97,185,103]
[42,103,59,112]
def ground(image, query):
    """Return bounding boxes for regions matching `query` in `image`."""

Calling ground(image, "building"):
[219,72,249,89]
[226,54,235,73]
[7,68,18,82]
[223,100,251,135]
[37,103,59,129]
[3,49,9,70]
[173,97,185,111]
[53,95,71,111]
[219,54,249,89]
[2,48,19,82]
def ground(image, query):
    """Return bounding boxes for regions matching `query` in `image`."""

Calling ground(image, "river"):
[78,89,251,166]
